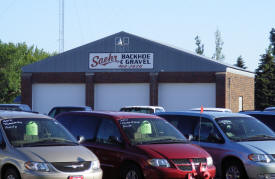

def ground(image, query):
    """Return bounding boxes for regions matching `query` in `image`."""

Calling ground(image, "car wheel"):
[4,168,20,179]
[222,160,248,179]
[121,164,143,179]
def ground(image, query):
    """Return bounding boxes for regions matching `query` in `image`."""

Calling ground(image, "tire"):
[222,160,248,179]
[121,164,143,179]
[4,168,20,179]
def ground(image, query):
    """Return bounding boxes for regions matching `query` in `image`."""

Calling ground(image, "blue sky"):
[0,0,274,72]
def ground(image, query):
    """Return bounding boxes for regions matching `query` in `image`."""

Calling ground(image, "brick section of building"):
[225,72,254,112]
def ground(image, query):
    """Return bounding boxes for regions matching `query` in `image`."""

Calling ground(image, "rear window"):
[120,108,154,114]
[50,107,91,118]
[0,105,31,112]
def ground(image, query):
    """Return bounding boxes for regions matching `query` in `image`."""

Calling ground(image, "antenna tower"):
[59,0,64,53]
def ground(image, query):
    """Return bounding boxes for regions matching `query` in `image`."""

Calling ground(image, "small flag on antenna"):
[200,105,203,113]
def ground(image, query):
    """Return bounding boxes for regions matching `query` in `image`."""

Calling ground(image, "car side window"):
[48,109,56,118]
[57,114,100,141]
[193,118,222,143]
[96,119,122,145]
[160,115,198,138]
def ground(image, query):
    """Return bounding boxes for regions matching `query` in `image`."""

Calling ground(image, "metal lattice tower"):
[59,0,64,53]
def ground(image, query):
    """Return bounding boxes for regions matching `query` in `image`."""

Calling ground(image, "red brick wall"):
[225,72,254,112]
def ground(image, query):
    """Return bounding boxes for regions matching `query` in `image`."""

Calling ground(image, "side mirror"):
[77,136,85,143]
[108,136,123,145]
[185,134,193,141]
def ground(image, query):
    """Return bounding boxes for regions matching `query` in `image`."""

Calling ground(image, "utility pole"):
[59,0,64,53]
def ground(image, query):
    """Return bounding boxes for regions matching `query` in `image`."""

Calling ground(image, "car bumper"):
[21,169,103,179]
[143,165,216,179]
[245,162,275,179]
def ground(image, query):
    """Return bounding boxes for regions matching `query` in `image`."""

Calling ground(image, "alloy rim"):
[7,175,16,179]
[226,166,241,179]
[126,170,139,179]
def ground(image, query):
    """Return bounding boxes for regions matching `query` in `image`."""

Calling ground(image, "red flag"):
[200,105,203,113]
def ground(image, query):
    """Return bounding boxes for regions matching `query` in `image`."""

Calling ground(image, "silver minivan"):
[0,110,102,179]
[158,111,275,179]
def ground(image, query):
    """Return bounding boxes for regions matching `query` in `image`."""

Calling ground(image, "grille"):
[171,158,206,172]
[192,158,207,164]
[171,159,190,165]
[51,161,91,172]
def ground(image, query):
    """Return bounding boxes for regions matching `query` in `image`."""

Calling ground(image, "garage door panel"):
[158,83,216,111]
[32,84,85,114]
[94,83,149,111]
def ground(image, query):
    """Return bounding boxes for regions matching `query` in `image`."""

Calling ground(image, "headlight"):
[207,157,213,166]
[91,160,100,170]
[147,159,170,168]
[248,154,271,163]
[25,161,50,172]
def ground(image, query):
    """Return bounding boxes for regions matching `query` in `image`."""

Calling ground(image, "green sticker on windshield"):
[140,121,152,134]
[26,121,38,135]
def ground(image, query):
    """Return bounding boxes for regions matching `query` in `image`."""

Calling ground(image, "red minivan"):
[56,111,216,179]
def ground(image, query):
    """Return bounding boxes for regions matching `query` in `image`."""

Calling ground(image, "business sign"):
[89,53,153,69]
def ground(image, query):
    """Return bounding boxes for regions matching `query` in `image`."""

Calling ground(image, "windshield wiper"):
[244,135,275,141]
[22,139,78,147]
[148,138,188,144]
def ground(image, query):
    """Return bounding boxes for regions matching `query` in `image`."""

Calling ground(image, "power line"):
[0,0,18,21]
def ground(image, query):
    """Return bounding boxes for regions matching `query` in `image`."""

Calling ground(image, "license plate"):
[68,176,83,179]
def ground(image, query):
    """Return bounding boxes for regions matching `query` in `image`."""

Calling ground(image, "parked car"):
[241,111,275,132]
[120,106,165,114]
[56,111,216,179]
[48,105,92,118]
[0,110,102,179]
[189,107,232,113]
[157,111,275,179]
[0,104,32,112]
[264,107,275,111]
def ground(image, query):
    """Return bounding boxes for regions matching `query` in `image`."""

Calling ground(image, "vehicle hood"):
[239,140,275,154]
[137,143,210,159]
[17,146,98,162]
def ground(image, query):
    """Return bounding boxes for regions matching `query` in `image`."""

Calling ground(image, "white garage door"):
[32,83,86,114]
[158,83,216,111]
[94,83,150,111]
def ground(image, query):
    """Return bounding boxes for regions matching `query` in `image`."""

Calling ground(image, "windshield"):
[119,118,187,145]
[216,117,275,141]
[2,118,78,147]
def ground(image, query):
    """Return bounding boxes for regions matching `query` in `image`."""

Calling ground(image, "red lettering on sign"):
[90,53,119,68]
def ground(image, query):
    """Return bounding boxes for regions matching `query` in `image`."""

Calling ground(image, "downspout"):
[228,77,231,109]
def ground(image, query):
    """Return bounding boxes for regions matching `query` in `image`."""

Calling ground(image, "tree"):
[212,29,225,61]
[195,35,204,55]
[255,45,275,110]
[0,41,52,103]
[234,55,247,69]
